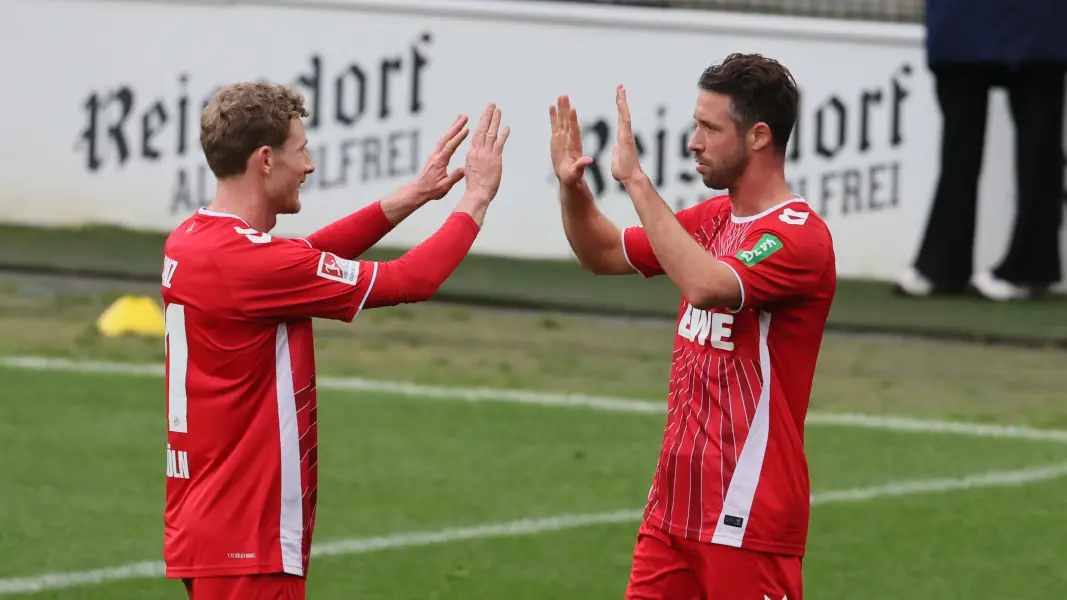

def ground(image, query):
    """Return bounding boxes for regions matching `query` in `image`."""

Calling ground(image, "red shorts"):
[182,574,306,600]
[625,521,802,600]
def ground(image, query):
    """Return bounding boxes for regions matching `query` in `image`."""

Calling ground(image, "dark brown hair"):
[200,82,309,179]
[698,53,799,154]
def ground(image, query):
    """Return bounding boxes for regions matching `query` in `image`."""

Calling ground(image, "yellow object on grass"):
[96,296,165,338]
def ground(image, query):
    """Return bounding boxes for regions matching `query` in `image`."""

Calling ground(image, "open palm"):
[416,115,470,200]
[611,85,643,185]
[463,103,511,203]
[549,95,594,186]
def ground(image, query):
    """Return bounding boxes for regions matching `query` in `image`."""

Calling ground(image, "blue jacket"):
[925,0,1067,67]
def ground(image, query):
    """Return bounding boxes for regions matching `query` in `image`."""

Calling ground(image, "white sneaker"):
[894,268,934,297]
[969,271,1030,301]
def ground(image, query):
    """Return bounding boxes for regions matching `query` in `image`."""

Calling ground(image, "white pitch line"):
[804,412,1067,444]
[3,355,1067,443]
[2,463,1066,595]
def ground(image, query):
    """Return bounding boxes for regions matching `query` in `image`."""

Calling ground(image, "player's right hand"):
[463,103,510,205]
[414,114,470,201]
[549,95,594,187]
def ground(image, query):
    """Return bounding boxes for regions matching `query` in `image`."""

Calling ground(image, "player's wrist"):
[453,203,488,228]
[620,171,651,192]
[378,184,431,226]
[401,182,434,208]
[559,176,588,194]
[459,189,493,208]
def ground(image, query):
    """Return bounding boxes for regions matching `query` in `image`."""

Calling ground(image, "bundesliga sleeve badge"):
[316,252,360,286]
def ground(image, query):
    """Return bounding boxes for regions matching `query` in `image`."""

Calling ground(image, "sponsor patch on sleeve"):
[316,252,359,285]
[734,233,783,267]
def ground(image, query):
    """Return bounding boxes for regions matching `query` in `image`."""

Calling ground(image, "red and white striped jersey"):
[622,195,836,557]
[160,208,376,579]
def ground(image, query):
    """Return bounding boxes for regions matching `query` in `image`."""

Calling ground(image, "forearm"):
[362,212,481,308]
[625,175,740,309]
[560,179,629,274]
[379,183,431,225]
[305,185,429,259]
[305,201,393,259]
[452,192,490,229]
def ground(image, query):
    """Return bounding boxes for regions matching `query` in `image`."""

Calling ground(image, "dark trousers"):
[914,63,1066,288]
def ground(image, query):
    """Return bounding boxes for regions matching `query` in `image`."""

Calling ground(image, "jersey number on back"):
[165,303,189,433]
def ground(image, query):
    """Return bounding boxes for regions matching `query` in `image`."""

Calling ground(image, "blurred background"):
[529,0,924,21]
[1,0,1065,598]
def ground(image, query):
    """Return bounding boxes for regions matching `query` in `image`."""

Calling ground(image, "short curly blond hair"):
[200,82,309,179]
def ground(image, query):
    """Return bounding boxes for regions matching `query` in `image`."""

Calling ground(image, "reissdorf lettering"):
[74,32,435,215]
[578,64,912,221]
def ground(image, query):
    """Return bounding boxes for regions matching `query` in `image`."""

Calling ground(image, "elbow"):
[575,248,628,276]
[687,292,718,311]
[684,262,744,311]
[685,281,728,311]
[571,248,604,274]
[578,257,609,275]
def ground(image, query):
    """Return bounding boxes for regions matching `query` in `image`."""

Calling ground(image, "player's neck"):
[208,181,277,233]
[727,164,793,219]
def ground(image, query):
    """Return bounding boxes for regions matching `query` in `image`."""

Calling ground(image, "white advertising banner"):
[1,0,1063,280]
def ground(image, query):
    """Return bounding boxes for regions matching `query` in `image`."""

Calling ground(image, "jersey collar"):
[197,207,251,228]
[730,195,807,224]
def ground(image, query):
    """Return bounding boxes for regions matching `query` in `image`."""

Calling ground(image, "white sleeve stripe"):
[620,227,640,274]
[351,262,378,322]
[297,238,313,249]
[719,260,745,314]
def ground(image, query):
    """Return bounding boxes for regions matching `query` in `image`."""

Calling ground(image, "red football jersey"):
[622,195,836,557]
[160,208,376,578]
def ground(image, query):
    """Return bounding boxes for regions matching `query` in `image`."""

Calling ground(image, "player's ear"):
[750,122,773,152]
[250,146,272,177]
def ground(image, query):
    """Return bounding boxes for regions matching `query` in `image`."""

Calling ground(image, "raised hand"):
[463,103,510,204]
[549,95,594,187]
[414,115,470,200]
[611,85,645,186]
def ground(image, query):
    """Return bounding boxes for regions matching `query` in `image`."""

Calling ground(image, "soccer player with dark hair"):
[550,53,836,599]
[161,81,509,599]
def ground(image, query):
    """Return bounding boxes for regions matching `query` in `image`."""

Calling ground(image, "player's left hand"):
[415,115,470,200]
[611,85,646,186]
